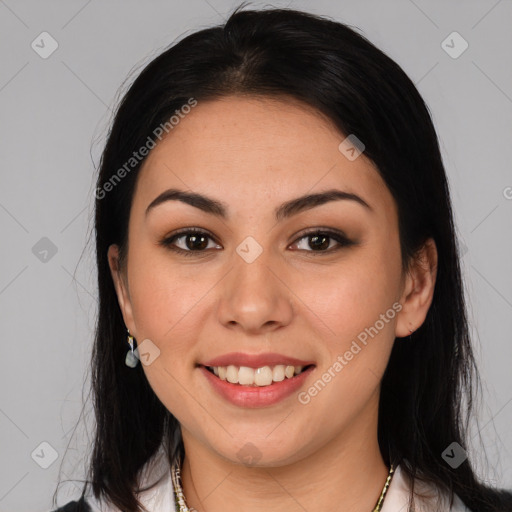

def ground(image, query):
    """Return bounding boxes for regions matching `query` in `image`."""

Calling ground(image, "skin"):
[108,95,438,512]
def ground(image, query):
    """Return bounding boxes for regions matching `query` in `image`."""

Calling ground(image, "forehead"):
[133,95,394,216]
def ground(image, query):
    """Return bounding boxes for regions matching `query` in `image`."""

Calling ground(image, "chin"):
[209,436,309,469]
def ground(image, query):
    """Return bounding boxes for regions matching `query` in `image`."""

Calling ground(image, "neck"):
[178,396,389,512]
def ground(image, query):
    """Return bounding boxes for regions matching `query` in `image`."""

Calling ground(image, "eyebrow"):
[145,187,373,221]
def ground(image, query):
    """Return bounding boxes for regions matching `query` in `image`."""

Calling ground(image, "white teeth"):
[208,364,305,386]
[254,366,273,386]
[272,365,285,382]
[226,365,239,384]
[238,366,255,385]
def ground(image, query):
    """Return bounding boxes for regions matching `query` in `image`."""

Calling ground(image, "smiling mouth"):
[202,364,315,387]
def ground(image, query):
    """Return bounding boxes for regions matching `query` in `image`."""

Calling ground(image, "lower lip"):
[199,365,315,408]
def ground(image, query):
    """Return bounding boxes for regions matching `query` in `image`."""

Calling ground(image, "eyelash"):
[159,227,355,257]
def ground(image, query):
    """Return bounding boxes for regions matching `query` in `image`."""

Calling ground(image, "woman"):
[51,5,512,512]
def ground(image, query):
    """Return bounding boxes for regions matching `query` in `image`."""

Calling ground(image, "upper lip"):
[201,352,316,368]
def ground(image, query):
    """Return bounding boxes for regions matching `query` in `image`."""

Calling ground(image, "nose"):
[216,246,294,335]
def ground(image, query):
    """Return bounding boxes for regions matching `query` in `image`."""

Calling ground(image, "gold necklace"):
[171,459,394,512]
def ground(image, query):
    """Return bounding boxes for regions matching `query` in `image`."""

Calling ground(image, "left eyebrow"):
[145,187,373,220]
[275,188,373,221]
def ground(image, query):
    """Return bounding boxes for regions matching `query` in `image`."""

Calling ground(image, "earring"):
[125,329,139,368]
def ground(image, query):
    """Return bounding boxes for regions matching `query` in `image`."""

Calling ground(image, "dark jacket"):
[52,495,91,512]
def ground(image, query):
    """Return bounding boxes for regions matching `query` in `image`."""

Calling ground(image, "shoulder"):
[50,496,92,512]
[381,464,472,512]
[80,455,176,512]
[52,447,176,512]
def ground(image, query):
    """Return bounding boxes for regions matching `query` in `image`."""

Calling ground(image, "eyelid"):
[293,226,349,241]
[164,226,217,243]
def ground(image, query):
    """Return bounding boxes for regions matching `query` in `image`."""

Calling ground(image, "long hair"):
[54,5,512,511]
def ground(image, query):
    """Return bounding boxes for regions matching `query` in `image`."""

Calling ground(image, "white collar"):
[86,447,176,512]
[381,464,471,512]
[86,456,470,512]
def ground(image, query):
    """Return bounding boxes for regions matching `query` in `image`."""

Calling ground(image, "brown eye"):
[290,229,354,254]
[161,228,221,256]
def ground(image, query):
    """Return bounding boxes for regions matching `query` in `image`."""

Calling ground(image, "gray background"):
[0,1,511,511]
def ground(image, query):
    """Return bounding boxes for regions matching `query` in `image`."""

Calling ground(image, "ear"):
[395,237,438,338]
[107,244,136,334]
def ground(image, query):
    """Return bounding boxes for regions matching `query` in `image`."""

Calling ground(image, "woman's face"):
[109,95,434,467]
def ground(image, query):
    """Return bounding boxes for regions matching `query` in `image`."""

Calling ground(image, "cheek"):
[294,250,401,430]
[127,243,201,334]
[126,253,207,418]
[294,243,402,346]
